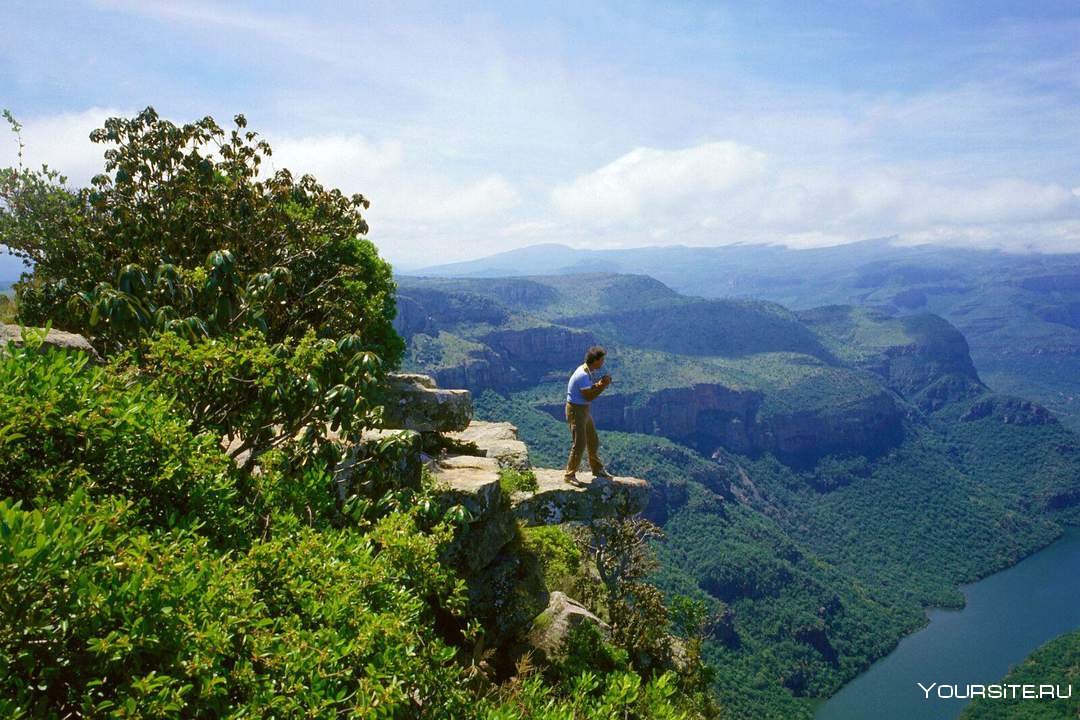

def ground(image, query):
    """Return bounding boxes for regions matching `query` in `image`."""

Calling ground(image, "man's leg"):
[565,402,587,479]
[585,408,605,475]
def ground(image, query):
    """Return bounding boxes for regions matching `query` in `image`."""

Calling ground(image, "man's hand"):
[582,375,612,401]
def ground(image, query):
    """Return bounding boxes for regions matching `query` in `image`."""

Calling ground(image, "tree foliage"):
[1,107,405,463]
[2,107,401,357]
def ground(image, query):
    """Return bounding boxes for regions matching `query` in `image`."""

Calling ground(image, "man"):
[564,345,615,483]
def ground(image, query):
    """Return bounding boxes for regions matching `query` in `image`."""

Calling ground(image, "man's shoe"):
[563,473,578,483]
[593,468,615,479]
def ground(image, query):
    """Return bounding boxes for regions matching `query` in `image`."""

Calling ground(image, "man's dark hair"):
[585,346,606,365]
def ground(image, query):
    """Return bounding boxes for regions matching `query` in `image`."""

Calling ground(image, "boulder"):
[526,591,609,660]
[379,372,472,432]
[444,420,530,470]
[511,469,649,526]
[0,324,101,362]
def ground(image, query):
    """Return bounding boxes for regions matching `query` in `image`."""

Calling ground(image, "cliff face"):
[396,285,599,393]
[538,383,903,460]
[428,345,519,391]
[478,325,597,384]
[799,307,987,412]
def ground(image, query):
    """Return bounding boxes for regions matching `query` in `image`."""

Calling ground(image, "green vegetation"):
[499,466,539,494]
[0,109,720,718]
[0,339,472,718]
[960,628,1080,719]
[520,525,583,595]
[475,373,1080,718]
[411,330,491,369]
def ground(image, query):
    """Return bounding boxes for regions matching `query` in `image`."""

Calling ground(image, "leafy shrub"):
[0,490,474,719]
[130,328,383,469]
[520,524,584,594]
[2,108,402,362]
[498,467,538,494]
[481,668,700,719]
[0,336,247,545]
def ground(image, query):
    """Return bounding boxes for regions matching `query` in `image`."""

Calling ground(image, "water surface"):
[817,525,1080,720]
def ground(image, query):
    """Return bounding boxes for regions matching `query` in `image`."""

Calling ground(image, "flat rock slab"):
[444,420,530,469]
[430,454,503,519]
[512,468,649,525]
[380,373,473,432]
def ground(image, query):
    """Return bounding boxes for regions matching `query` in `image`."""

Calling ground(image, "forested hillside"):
[412,241,1080,432]
[958,628,1080,719]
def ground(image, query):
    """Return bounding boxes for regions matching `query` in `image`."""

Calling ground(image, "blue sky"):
[3,0,1079,274]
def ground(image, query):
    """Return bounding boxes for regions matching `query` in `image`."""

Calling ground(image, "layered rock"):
[538,384,903,460]
[429,345,518,392]
[444,420,530,469]
[383,373,652,663]
[478,325,596,383]
[379,372,472,432]
[429,453,516,573]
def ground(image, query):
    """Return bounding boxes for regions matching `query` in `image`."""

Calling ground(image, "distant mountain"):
[408,240,1080,431]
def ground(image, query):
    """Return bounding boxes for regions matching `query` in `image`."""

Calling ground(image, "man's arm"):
[580,375,611,401]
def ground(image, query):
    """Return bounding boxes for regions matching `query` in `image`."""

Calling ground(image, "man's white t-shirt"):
[566,364,597,405]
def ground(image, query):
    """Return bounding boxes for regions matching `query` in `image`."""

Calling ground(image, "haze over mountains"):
[392,266,1080,717]
[410,238,1080,432]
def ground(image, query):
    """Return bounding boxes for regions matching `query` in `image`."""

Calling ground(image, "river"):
[816,525,1080,720]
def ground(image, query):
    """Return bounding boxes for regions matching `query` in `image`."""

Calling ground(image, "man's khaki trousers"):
[565,401,603,478]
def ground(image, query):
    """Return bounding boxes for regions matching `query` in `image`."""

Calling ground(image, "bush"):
[0,335,247,545]
[498,467,538,494]
[0,491,474,719]
[520,524,584,595]
[130,328,383,470]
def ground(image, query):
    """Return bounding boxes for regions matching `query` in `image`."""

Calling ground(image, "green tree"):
[1,107,405,464]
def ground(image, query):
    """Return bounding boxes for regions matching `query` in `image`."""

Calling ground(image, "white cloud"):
[546,140,1080,253]
[0,107,122,185]
[551,142,767,220]
[269,135,519,223]
[268,134,404,192]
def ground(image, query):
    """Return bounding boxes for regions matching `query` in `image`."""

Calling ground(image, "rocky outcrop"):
[511,469,650,526]
[383,373,651,664]
[430,453,517,573]
[379,373,472,432]
[862,332,986,411]
[960,395,1057,426]
[0,324,101,361]
[525,591,610,661]
[444,420,530,469]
